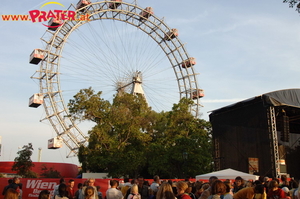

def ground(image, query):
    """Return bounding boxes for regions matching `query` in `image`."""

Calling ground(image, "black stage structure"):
[209,89,300,178]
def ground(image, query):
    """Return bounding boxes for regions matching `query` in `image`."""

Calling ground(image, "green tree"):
[40,164,61,178]
[70,88,153,177]
[283,0,300,13]
[70,88,213,178]
[147,98,213,178]
[25,170,38,178]
[284,0,298,7]
[12,143,35,177]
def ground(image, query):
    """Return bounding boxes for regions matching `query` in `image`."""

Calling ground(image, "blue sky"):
[0,0,299,165]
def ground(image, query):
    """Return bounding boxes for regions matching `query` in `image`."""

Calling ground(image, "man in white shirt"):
[106,180,123,199]
[150,175,160,193]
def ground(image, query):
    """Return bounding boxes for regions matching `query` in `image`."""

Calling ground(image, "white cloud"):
[201,98,246,103]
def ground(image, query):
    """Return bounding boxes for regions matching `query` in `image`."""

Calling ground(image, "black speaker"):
[280,115,289,142]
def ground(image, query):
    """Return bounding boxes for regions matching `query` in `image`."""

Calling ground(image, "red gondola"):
[140,7,153,20]
[29,93,44,108]
[182,57,196,68]
[108,0,122,9]
[48,137,63,149]
[48,18,63,31]
[192,89,204,99]
[29,49,44,65]
[164,29,178,41]
[76,0,91,10]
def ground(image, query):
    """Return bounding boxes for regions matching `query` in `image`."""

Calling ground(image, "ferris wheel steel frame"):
[33,0,202,157]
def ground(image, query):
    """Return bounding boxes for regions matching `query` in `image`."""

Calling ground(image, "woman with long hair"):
[176,181,191,199]
[156,182,176,199]
[39,190,51,199]
[4,188,19,199]
[208,180,226,199]
[84,186,95,199]
[55,184,69,199]
[127,184,141,199]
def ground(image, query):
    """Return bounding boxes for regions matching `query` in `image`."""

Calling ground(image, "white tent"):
[195,168,259,181]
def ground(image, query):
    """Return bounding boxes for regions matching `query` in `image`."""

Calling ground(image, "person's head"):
[282,187,290,196]
[83,180,88,186]
[223,181,232,193]
[78,183,83,189]
[253,180,261,186]
[59,178,65,184]
[4,188,18,199]
[154,175,160,182]
[176,181,188,195]
[263,177,269,183]
[290,179,299,189]
[281,175,287,182]
[208,176,218,186]
[201,183,210,191]
[268,180,279,190]
[85,186,95,198]
[138,176,144,186]
[69,179,75,188]
[131,179,137,185]
[258,176,264,183]
[12,177,20,184]
[254,184,265,194]
[96,186,101,191]
[87,178,95,187]
[210,180,226,196]
[156,183,175,199]
[38,190,50,199]
[234,176,243,187]
[245,180,253,187]
[124,178,130,183]
[131,184,139,194]
[110,180,119,188]
[58,183,68,197]
[8,179,13,184]
[168,180,173,186]
[143,181,149,186]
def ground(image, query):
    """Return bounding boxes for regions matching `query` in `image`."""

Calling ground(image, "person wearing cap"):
[281,187,291,199]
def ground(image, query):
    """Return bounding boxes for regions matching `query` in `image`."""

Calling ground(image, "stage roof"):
[210,89,300,114]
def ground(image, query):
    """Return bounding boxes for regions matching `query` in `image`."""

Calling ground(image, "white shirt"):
[150,182,159,193]
[106,188,123,199]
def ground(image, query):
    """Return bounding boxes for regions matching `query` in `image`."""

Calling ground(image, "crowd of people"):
[2,177,22,199]
[1,175,300,199]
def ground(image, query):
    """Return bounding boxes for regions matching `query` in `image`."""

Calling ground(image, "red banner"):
[0,178,191,199]
[0,178,110,199]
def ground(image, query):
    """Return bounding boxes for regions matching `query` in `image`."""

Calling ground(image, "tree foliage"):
[69,88,213,178]
[40,164,61,178]
[12,143,35,178]
[283,0,300,13]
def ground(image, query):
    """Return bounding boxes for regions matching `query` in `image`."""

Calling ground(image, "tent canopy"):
[195,168,259,181]
[210,89,300,114]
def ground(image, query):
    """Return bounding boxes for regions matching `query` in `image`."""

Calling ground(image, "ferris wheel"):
[29,0,204,157]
